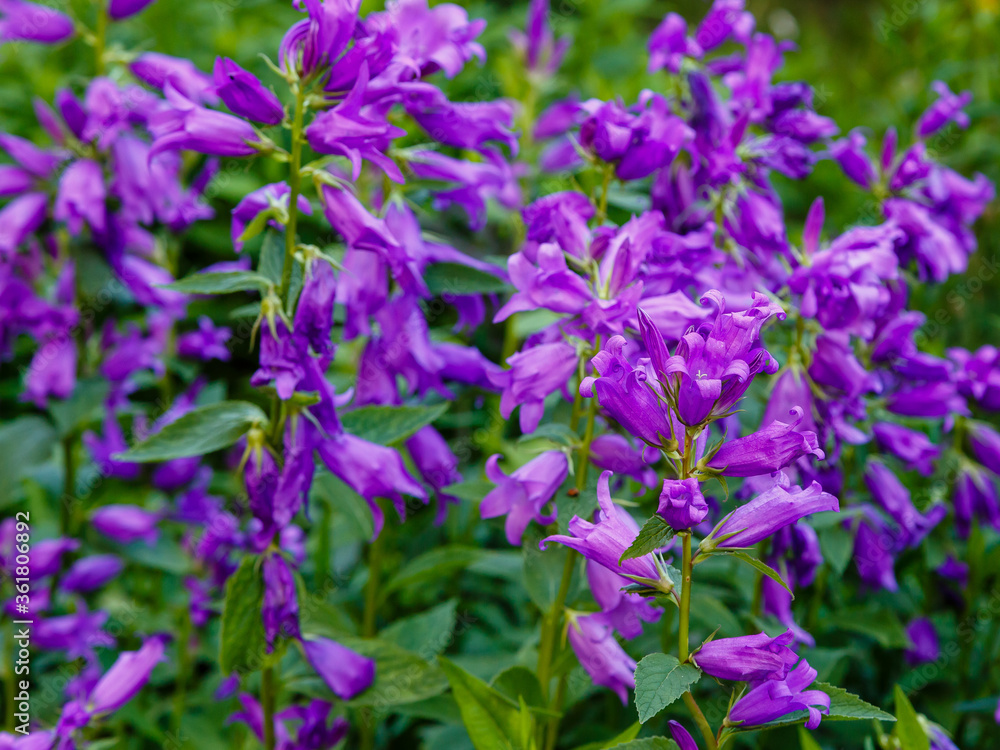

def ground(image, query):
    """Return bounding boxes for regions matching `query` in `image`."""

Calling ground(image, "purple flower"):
[28,538,79,579]
[648,13,701,73]
[301,637,375,700]
[701,475,839,552]
[231,181,313,252]
[150,85,262,158]
[293,260,336,360]
[213,57,284,125]
[865,460,945,548]
[23,333,77,408]
[316,433,426,539]
[567,613,636,704]
[726,660,830,730]
[53,159,106,235]
[92,505,160,546]
[62,555,125,593]
[905,618,939,665]
[853,516,899,592]
[693,630,798,683]
[543,470,668,586]
[587,560,662,640]
[706,407,823,478]
[108,0,157,19]
[668,721,699,750]
[35,603,114,659]
[489,340,579,434]
[89,635,168,715]
[969,422,1000,475]
[952,467,1000,538]
[0,0,74,44]
[581,336,673,449]
[694,0,754,52]
[385,0,485,78]
[657,477,709,531]
[589,434,658,488]
[828,129,877,187]
[510,0,568,75]
[0,192,48,254]
[646,292,784,427]
[405,87,518,156]
[872,423,939,476]
[405,425,462,523]
[130,52,216,103]
[177,316,232,361]
[481,451,566,546]
[494,245,593,321]
[262,554,300,649]
[917,81,972,138]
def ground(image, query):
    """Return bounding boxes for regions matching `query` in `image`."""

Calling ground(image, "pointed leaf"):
[621,515,675,564]
[340,403,449,445]
[729,682,895,732]
[438,657,529,750]
[720,551,793,598]
[117,401,267,462]
[424,263,510,296]
[160,271,273,295]
[634,653,701,723]
[219,557,266,675]
[894,686,929,750]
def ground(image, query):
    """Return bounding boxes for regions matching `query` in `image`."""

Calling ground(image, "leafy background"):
[1,0,999,748]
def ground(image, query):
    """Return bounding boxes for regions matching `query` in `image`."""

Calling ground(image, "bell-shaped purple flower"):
[0,0,74,44]
[853,516,899,592]
[543,470,668,587]
[89,635,169,715]
[917,81,972,138]
[587,560,662,640]
[865,460,945,548]
[177,316,232,362]
[61,555,124,593]
[589,434,658,488]
[130,52,216,104]
[213,57,284,125]
[668,720,699,750]
[657,477,708,531]
[262,554,300,649]
[0,191,48,254]
[726,660,830,730]
[92,505,160,546]
[968,422,1000,475]
[904,618,939,665]
[150,85,262,158]
[648,13,701,73]
[692,630,798,683]
[489,340,579,434]
[481,451,566,546]
[301,636,375,701]
[108,0,157,19]
[872,423,939,476]
[952,467,1000,538]
[406,425,462,524]
[701,474,839,552]
[706,407,824,478]
[494,245,593,321]
[567,613,636,705]
[54,159,106,235]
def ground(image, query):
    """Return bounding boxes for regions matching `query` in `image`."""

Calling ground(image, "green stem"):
[61,437,76,538]
[279,84,307,312]
[595,165,614,224]
[261,665,277,750]
[94,1,107,76]
[682,692,718,750]
[536,550,576,699]
[543,674,568,750]
[679,533,692,661]
[171,609,192,737]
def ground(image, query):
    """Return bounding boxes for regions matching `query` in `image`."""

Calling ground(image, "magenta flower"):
[108,0,158,19]
[213,57,284,125]
[567,613,636,704]
[490,340,579,434]
[89,635,169,715]
[657,477,708,531]
[0,0,74,44]
[726,660,830,730]
[705,407,824,478]
[92,505,161,546]
[481,451,566,546]
[692,630,798,683]
[301,636,375,700]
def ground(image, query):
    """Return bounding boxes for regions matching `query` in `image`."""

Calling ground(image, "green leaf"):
[620,515,674,563]
[259,230,287,284]
[340,402,449,445]
[0,416,56,505]
[523,528,578,610]
[438,657,529,750]
[518,423,580,447]
[332,637,448,707]
[719,551,793,597]
[572,722,641,750]
[219,557,266,675]
[824,609,909,648]
[894,685,930,750]
[603,740,678,750]
[238,206,279,243]
[818,525,854,575]
[383,546,485,594]
[159,271,273,295]
[798,726,823,750]
[381,599,459,658]
[424,263,510,296]
[49,377,109,436]
[118,401,267,463]
[490,666,545,711]
[729,681,895,732]
[633,653,701,724]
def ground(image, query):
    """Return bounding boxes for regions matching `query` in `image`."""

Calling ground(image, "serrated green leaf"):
[438,657,529,750]
[219,557,266,675]
[340,402,449,445]
[894,685,929,750]
[729,681,895,732]
[718,551,793,597]
[160,271,273,295]
[117,401,267,462]
[633,653,701,723]
[621,515,674,563]
[381,599,459,658]
[424,263,510,296]
[518,423,580,447]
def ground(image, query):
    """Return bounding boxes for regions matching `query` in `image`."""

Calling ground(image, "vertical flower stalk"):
[279,82,306,312]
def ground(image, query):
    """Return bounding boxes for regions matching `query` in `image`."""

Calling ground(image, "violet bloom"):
[509,0,568,75]
[642,293,784,427]
[648,13,701,73]
[29,538,79,579]
[692,631,798,683]
[668,721,699,750]
[726,660,830,730]
[301,637,375,700]
[405,425,462,524]
[108,0,157,19]
[828,129,877,188]
[657,477,708,531]
[316,433,427,539]
[0,191,48,254]
[35,603,114,659]
[494,245,592,321]
[589,434,658,488]
[905,618,940,665]
[83,415,142,481]
[581,336,673,449]
[481,451,566,546]
[543,470,671,589]
[706,407,823,478]
[130,52,216,103]
[872,423,939,476]
[489,340,578,434]
[231,181,312,252]
[89,635,168,715]
[262,554,300,649]
[916,81,972,138]
[61,555,124,593]
[149,85,262,158]
[54,159,106,235]
[587,561,662,640]
[92,505,160,546]
[865,461,945,548]
[853,517,898,592]
[567,613,636,705]
[952,467,1000,538]
[177,316,232,361]
[0,0,74,44]
[213,57,284,125]
[968,422,1000,476]
[700,475,839,553]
